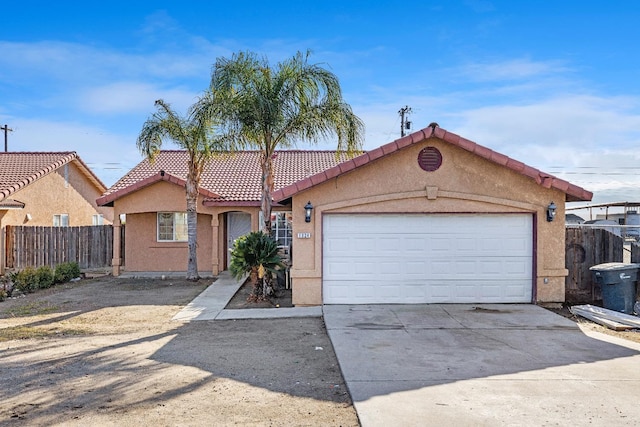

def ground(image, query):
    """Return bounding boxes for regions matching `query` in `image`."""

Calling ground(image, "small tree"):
[229,232,284,301]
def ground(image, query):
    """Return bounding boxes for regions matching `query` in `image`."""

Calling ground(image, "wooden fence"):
[5,225,114,270]
[565,227,625,304]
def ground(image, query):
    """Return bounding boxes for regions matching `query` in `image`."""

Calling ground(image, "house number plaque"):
[297,232,311,239]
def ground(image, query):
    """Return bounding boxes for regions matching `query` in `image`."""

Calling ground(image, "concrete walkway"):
[172,271,322,321]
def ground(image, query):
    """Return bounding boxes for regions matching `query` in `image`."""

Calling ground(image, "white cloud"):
[451,95,640,150]
[79,82,201,115]
[0,40,218,84]
[453,58,571,82]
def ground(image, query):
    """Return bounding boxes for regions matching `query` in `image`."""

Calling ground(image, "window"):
[53,214,69,227]
[271,212,292,247]
[92,214,104,225]
[157,212,188,242]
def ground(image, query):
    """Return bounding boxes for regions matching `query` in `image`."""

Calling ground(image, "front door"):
[227,212,252,269]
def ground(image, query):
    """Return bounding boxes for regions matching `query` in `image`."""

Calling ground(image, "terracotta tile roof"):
[98,150,351,206]
[273,125,593,203]
[0,152,107,203]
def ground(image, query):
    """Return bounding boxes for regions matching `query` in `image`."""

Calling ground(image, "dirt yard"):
[0,276,358,426]
[546,303,640,344]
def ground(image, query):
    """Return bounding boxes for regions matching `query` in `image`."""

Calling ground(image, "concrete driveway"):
[324,304,640,426]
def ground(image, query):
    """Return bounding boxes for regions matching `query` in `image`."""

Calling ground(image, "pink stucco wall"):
[110,180,263,275]
[123,212,213,273]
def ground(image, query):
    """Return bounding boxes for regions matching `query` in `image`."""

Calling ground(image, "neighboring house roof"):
[565,213,585,223]
[273,124,593,203]
[97,150,352,207]
[0,152,107,203]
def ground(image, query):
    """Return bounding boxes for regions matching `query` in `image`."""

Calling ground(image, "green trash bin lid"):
[589,263,640,284]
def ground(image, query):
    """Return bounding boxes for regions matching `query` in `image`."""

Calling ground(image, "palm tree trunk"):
[261,153,275,234]
[185,175,199,281]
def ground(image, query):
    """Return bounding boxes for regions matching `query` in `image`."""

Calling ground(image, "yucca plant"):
[229,231,285,301]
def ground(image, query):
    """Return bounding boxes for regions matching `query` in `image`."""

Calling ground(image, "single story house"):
[97,124,592,306]
[1,151,114,273]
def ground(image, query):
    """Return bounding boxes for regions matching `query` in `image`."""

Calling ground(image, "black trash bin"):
[589,262,640,314]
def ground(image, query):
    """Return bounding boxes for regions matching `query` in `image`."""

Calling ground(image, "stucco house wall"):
[99,126,590,304]
[107,179,264,275]
[286,137,570,306]
[123,212,213,273]
[1,162,113,227]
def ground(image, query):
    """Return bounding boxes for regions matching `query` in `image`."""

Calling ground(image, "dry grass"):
[3,300,60,317]
[0,325,89,341]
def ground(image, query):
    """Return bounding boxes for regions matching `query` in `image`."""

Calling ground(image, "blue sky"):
[2,1,640,211]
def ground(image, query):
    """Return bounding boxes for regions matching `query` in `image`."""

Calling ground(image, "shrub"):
[35,266,54,289]
[229,231,284,300]
[54,262,81,284]
[11,266,39,294]
[0,275,12,299]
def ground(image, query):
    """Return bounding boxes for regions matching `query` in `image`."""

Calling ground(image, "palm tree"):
[205,50,365,233]
[137,99,231,280]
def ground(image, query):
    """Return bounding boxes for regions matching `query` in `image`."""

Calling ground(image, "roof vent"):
[417,146,442,172]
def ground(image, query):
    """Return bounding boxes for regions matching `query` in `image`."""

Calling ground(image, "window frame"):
[53,214,69,227]
[270,211,293,248]
[157,212,188,242]
[92,214,104,225]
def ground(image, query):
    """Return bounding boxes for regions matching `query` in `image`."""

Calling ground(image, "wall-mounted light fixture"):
[547,201,557,222]
[304,201,313,223]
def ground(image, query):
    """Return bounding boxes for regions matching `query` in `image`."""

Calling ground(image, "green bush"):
[54,262,81,283]
[35,266,54,289]
[229,231,284,300]
[6,263,79,297]
[11,266,39,293]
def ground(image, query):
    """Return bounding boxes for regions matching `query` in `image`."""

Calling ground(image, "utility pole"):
[398,106,412,137]
[1,125,13,152]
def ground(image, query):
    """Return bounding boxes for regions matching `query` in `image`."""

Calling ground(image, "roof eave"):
[273,124,593,203]
[97,171,220,206]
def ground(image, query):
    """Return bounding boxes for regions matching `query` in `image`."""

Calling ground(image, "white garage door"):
[323,214,533,304]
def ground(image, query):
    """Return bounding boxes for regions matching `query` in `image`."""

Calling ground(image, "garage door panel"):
[323,214,533,304]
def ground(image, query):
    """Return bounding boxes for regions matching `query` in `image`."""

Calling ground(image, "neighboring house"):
[0,152,113,273]
[565,213,585,225]
[98,124,592,306]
